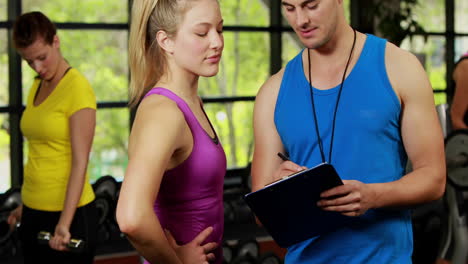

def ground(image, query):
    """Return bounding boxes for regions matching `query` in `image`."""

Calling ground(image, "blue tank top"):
[142,88,226,264]
[275,34,412,263]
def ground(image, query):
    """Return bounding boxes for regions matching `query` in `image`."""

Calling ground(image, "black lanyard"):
[307,29,357,164]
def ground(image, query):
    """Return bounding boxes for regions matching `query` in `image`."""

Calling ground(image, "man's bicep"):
[398,55,445,171]
[251,77,285,191]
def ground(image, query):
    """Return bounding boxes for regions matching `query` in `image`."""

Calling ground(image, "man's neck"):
[311,25,356,62]
[304,26,359,90]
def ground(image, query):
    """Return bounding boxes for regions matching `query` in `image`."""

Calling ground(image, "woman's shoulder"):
[136,94,186,128]
[129,94,189,154]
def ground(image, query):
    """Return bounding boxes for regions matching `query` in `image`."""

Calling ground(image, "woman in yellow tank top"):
[7,11,98,264]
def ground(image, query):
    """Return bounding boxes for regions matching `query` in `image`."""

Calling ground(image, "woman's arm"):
[252,69,304,194]
[50,108,96,251]
[116,96,215,264]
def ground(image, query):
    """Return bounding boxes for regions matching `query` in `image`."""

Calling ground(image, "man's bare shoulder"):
[256,68,286,101]
[385,42,421,69]
[385,42,430,99]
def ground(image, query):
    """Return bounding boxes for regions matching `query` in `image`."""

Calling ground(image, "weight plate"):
[445,129,468,188]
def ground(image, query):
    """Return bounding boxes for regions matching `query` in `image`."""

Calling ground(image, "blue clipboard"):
[244,163,348,248]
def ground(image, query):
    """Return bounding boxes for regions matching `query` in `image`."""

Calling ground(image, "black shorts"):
[19,201,98,264]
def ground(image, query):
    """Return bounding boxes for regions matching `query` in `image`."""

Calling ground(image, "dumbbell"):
[258,252,282,264]
[37,231,85,252]
[445,130,468,188]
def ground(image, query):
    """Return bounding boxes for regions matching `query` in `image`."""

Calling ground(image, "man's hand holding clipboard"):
[276,152,375,218]
[244,155,349,248]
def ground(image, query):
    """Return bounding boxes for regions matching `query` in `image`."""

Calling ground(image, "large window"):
[413,0,445,32]
[0,0,350,191]
[220,0,269,27]
[91,109,129,182]
[455,0,468,34]
[400,0,467,105]
[0,114,9,193]
[0,1,5,21]
[22,0,128,23]
[200,32,270,97]
[401,36,447,104]
[204,102,255,168]
[456,37,468,61]
[21,30,129,104]
[0,29,7,106]
[0,27,8,193]
[454,0,468,60]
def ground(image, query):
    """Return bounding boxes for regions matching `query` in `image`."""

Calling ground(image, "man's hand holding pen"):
[272,152,307,185]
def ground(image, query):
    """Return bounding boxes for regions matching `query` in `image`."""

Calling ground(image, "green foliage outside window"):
[0,0,5,21]
[0,28,9,192]
[22,0,128,23]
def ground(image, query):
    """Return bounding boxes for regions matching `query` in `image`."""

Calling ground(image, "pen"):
[277,152,290,161]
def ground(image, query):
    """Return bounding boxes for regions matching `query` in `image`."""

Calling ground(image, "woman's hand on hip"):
[166,226,218,264]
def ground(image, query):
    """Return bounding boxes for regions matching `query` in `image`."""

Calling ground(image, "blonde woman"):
[116,0,226,263]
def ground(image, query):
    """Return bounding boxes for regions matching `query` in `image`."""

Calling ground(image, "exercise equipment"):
[0,188,21,259]
[436,103,452,138]
[236,239,260,259]
[445,130,468,188]
[37,231,85,252]
[0,188,21,244]
[224,201,235,224]
[258,252,282,264]
[92,175,119,242]
[223,239,260,264]
[93,175,118,225]
[222,241,233,264]
[436,129,468,264]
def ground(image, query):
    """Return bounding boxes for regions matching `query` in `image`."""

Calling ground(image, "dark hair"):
[12,11,57,49]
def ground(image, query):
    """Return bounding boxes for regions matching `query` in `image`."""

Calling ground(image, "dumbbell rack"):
[223,167,285,263]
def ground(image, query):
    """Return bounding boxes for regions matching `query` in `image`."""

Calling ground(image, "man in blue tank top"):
[251,0,446,263]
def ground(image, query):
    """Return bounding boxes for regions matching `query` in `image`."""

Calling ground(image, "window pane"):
[199,32,270,97]
[344,0,351,24]
[0,0,6,21]
[455,0,468,33]
[89,108,129,183]
[401,35,447,104]
[413,0,445,32]
[221,0,269,27]
[22,30,129,103]
[0,29,7,106]
[0,114,10,193]
[455,37,468,61]
[22,0,128,23]
[21,61,36,105]
[282,32,302,67]
[204,101,254,169]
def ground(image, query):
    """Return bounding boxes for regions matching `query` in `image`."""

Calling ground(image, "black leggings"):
[19,201,98,264]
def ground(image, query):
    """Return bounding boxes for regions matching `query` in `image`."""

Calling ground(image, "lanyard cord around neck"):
[307,28,357,164]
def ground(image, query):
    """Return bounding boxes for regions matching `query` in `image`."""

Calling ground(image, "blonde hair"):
[128,0,193,107]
